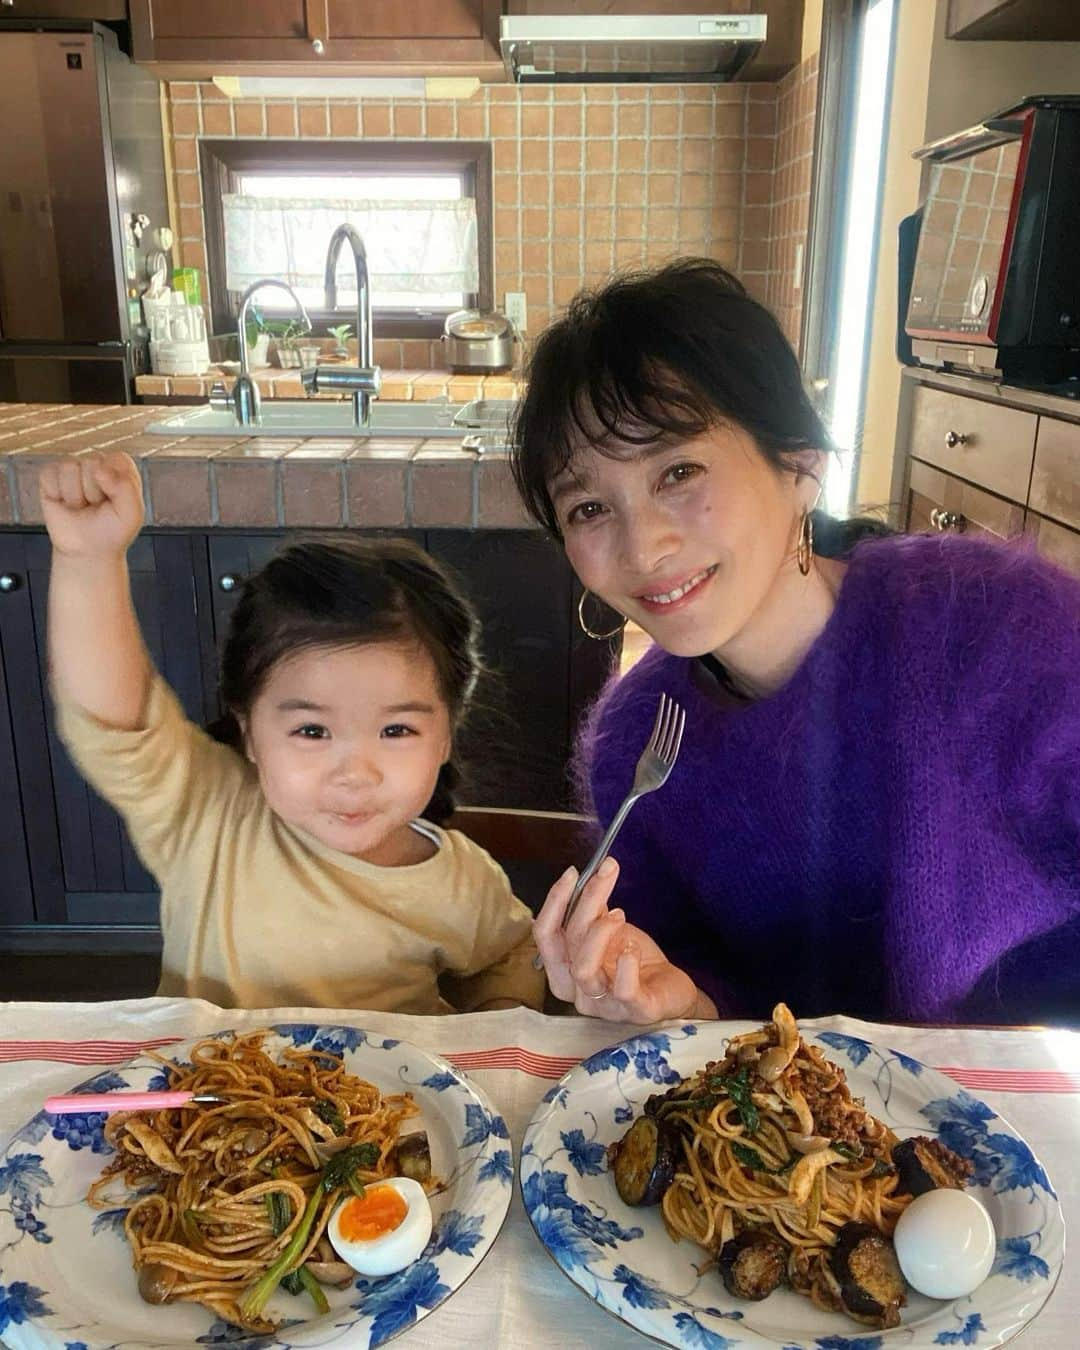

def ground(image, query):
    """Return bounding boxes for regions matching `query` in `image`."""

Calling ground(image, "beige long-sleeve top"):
[56,677,545,1014]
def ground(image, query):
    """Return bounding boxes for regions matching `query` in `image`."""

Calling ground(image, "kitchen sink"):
[146,399,512,441]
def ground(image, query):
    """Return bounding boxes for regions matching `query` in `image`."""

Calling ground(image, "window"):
[801,0,899,515]
[200,140,493,340]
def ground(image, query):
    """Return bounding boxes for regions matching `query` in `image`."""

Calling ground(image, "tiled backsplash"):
[167,74,816,368]
[767,52,818,351]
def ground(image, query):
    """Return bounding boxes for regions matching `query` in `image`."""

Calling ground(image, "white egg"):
[893,1188,996,1299]
[328,1176,433,1278]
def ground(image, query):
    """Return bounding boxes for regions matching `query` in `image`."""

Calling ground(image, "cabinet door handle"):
[305,0,328,51]
[944,430,969,448]
[938,511,967,532]
[218,574,242,592]
[0,572,21,593]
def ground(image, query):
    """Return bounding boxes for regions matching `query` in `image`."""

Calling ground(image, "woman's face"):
[550,421,817,659]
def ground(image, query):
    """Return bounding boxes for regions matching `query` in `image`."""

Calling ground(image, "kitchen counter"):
[901,364,1080,424]
[136,368,523,403]
[0,402,531,530]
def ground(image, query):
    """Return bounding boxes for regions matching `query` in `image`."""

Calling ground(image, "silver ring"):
[586,985,610,1001]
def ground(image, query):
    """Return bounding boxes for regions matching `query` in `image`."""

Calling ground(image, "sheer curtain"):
[221,194,480,296]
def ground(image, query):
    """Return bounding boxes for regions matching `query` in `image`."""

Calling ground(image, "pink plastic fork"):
[45,1090,224,1115]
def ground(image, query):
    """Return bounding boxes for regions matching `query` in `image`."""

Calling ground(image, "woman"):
[514,258,1080,1026]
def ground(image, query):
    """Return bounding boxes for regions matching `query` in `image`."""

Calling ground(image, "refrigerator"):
[0,22,169,403]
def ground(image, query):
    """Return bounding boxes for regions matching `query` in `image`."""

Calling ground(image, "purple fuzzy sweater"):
[578,533,1080,1024]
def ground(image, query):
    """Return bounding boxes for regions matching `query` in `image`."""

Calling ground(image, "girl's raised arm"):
[40,451,151,729]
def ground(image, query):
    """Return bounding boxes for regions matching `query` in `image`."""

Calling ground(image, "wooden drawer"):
[908,459,1025,542]
[1029,416,1080,533]
[910,384,1037,505]
[1025,512,1080,579]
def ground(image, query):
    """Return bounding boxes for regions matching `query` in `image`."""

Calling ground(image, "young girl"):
[40,450,545,1014]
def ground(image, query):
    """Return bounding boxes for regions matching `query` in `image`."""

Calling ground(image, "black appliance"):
[0,22,169,403]
[904,95,1080,387]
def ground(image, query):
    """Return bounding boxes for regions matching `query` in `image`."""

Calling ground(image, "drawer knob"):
[0,572,20,593]
[937,511,967,533]
[311,37,325,54]
[218,573,242,592]
[944,430,969,449]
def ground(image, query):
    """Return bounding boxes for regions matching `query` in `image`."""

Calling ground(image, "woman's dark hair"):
[208,535,481,824]
[511,257,889,555]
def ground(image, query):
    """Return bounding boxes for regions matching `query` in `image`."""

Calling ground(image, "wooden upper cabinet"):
[129,0,503,78]
[947,0,1080,40]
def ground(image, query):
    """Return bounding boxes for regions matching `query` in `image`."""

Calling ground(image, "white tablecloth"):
[0,1000,1077,1348]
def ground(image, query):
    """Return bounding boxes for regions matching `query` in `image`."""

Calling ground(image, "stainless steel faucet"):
[233,279,311,427]
[301,224,382,428]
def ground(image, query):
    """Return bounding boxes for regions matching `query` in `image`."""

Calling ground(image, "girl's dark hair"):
[208,535,481,824]
[511,257,889,555]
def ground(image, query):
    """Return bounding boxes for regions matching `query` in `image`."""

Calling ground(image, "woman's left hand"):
[534,857,716,1024]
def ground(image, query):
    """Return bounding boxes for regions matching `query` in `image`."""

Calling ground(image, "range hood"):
[499,14,766,84]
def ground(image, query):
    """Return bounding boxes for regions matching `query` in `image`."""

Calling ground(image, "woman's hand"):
[39,451,144,560]
[534,857,716,1024]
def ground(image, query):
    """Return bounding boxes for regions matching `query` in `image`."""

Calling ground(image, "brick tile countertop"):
[135,369,523,403]
[0,403,532,531]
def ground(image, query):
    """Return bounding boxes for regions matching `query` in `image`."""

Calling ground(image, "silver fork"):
[534,693,686,969]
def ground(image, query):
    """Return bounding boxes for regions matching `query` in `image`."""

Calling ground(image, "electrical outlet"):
[504,291,527,334]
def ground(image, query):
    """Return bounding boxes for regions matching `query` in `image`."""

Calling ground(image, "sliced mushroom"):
[786,1132,833,1155]
[295,1106,338,1143]
[756,1002,801,1083]
[788,1146,841,1207]
[239,1127,270,1156]
[137,1262,180,1305]
[123,1119,183,1174]
[757,1045,792,1083]
[830,1222,906,1329]
[718,1229,787,1301]
[303,1260,355,1288]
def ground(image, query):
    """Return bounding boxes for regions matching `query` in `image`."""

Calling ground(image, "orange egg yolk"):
[337,1186,408,1242]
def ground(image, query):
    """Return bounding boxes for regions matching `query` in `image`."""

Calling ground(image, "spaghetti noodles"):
[87,1031,435,1333]
[610,1004,971,1328]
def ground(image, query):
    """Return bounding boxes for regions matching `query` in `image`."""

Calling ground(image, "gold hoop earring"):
[796,507,814,577]
[577,590,626,640]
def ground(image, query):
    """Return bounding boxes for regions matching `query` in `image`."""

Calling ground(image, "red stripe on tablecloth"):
[1,1039,1078,1092]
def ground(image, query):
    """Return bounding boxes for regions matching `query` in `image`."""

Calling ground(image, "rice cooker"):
[442,309,516,373]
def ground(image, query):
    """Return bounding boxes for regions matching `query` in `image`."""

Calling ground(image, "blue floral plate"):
[520,1022,1064,1350]
[0,1024,513,1349]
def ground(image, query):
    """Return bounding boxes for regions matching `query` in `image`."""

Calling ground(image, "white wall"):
[923,6,1080,143]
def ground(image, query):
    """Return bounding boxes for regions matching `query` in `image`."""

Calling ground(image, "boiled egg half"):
[328,1176,433,1277]
[893,1188,996,1299]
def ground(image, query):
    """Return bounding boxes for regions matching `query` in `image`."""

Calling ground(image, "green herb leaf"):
[732,1142,768,1171]
[721,1066,760,1135]
[731,1141,794,1175]
[313,1099,346,1135]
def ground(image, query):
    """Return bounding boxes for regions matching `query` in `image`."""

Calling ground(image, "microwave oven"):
[904,95,1080,387]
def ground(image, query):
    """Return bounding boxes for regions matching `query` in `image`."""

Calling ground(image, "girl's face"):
[243,641,452,865]
[550,421,818,659]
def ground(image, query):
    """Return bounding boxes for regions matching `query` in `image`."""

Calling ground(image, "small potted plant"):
[328,323,353,359]
[241,306,271,367]
[265,318,307,368]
